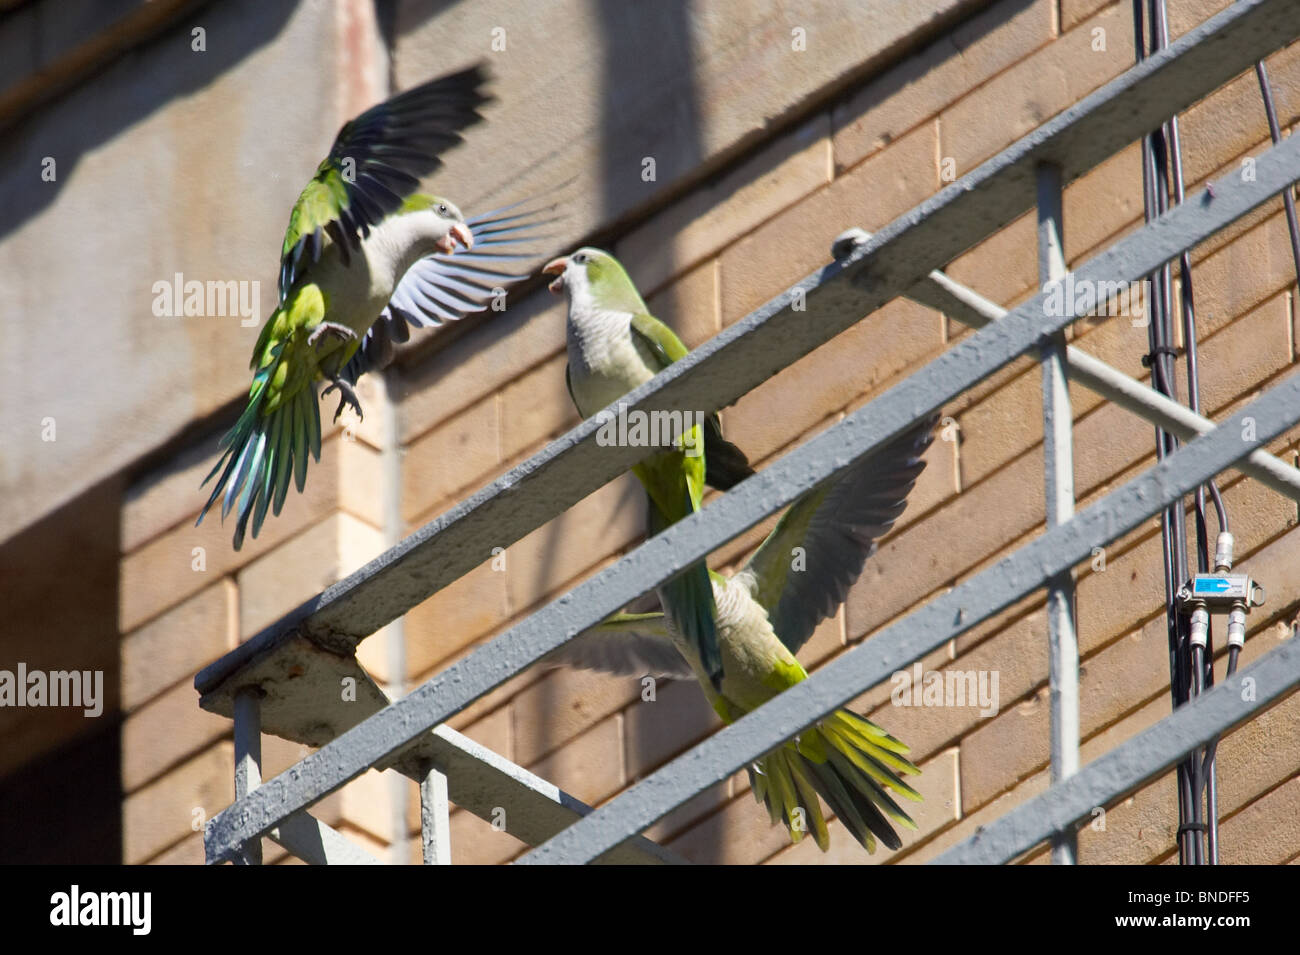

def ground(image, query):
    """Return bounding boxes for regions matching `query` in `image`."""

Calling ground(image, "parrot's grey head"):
[403,195,473,254]
[542,247,623,297]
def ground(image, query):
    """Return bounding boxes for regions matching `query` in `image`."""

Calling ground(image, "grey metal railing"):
[198,0,1300,864]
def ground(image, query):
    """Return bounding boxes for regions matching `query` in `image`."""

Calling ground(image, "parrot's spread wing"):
[540,612,693,679]
[628,313,755,489]
[740,414,939,655]
[278,64,490,298]
[340,197,559,382]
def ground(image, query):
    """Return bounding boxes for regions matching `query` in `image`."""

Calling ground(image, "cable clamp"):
[1141,345,1181,368]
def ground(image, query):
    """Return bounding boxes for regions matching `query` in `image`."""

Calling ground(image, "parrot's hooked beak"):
[543,256,567,294]
[436,222,474,255]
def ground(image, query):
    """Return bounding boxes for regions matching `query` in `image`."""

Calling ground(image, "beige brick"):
[1193,213,1300,337]
[147,832,206,866]
[336,435,385,530]
[1177,43,1300,189]
[845,637,955,723]
[1061,0,1113,31]
[833,0,1055,171]
[906,691,1169,863]
[845,448,1045,643]
[959,290,1292,491]
[338,769,402,844]
[512,665,641,766]
[868,606,1048,765]
[667,790,795,865]
[332,822,390,861]
[1216,775,1300,865]
[625,677,718,779]
[939,4,1135,175]
[1077,667,1300,864]
[236,511,386,640]
[725,297,945,464]
[404,559,511,680]
[504,473,645,614]
[946,210,1038,312]
[401,394,500,523]
[644,782,732,845]
[448,806,527,865]
[499,351,577,464]
[768,748,960,864]
[643,258,721,349]
[120,383,386,557]
[1165,0,1234,36]
[528,716,624,806]
[461,704,512,761]
[122,580,235,711]
[120,433,351,633]
[123,743,233,864]
[122,678,230,793]
[620,115,832,293]
[396,290,565,444]
[719,120,939,326]
[964,612,1295,820]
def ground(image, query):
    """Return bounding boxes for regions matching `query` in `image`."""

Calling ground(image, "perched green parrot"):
[198,64,550,549]
[549,413,939,854]
[543,248,753,686]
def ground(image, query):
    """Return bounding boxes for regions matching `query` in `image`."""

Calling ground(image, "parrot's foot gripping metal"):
[323,377,364,423]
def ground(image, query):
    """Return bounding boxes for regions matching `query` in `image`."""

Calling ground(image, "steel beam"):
[230,687,263,866]
[203,119,1300,861]
[196,0,1300,706]
[932,639,1300,864]
[834,227,1300,503]
[420,762,451,865]
[1036,162,1080,865]
[270,812,385,866]
[518,370,1300,864]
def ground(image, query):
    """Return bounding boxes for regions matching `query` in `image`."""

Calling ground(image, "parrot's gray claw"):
[307,321,359,348]
[323,377,364,423]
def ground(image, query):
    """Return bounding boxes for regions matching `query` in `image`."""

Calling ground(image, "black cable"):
[1256,62,1300,292]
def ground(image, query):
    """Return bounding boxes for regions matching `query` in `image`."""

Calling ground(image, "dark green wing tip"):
[278,62,495,298]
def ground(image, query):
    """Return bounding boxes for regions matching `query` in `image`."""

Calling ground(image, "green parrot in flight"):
[548,413,939,854]
[198,64,551,549]
[543,248,753,686]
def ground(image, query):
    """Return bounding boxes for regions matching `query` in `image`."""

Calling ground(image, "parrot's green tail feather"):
[749,709,920,854]
[197,346,322,550]
[647,491,722,685]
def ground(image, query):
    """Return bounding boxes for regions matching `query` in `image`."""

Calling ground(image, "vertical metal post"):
[419,761,451,865]
[1036,162,1080,865]
[232,686,264,866]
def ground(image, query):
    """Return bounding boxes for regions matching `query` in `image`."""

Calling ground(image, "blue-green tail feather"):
[197,351,322,550]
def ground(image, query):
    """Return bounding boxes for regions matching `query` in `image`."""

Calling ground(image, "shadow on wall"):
[0,475,123,864]
[0,0,299,244]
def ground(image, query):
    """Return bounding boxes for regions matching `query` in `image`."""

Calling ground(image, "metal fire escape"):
[196,0,1300,865]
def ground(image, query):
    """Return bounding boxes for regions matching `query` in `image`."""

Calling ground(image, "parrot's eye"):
[573,252,587,264]
[437,203,449,215]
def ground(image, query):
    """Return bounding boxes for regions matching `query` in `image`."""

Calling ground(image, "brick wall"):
[112,0,1300,864]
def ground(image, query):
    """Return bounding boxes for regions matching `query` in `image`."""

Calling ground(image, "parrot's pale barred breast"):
[565,302,657,416]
